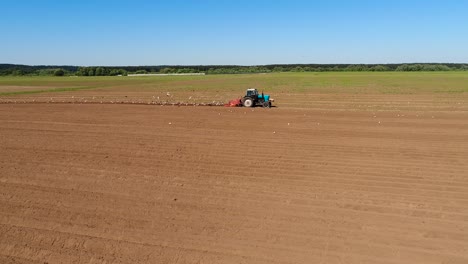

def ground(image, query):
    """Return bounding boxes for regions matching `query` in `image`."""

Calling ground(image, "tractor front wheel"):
[263,101,270,108]
[243,98,254,107]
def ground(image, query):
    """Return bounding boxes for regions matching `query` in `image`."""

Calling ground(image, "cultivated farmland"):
[1,72,468,263]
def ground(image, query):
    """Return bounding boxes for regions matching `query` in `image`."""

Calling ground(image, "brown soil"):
[3,91,468,112]
[1,102,468,263]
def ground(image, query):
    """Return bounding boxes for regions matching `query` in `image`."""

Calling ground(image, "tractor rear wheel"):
[243,98,254,107]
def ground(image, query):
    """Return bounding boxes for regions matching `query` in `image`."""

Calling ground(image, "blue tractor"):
[241,88,274,108]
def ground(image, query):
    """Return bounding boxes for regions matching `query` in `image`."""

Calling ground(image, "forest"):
[1,63,467,76]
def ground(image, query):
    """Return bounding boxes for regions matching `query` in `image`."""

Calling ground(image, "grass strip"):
[0,86,100,96]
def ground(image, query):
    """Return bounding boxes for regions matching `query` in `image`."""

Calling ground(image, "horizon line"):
[2,62,468,67]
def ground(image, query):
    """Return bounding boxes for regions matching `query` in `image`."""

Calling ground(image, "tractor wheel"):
[263,101,270,108]
[243,98,254,107]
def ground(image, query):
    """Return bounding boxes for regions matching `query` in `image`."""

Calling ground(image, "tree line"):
[1,63,468,76]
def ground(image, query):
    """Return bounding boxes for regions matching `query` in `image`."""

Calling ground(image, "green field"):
[1,72,468,96]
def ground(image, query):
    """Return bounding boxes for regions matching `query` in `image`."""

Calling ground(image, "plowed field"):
[1,98,468,263]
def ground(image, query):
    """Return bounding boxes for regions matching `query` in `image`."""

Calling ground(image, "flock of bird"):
[0,93,225,107]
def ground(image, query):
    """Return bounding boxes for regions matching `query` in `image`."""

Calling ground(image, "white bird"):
[166,92,171,97]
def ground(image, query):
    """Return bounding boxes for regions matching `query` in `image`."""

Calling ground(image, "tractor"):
[241,88,274,107]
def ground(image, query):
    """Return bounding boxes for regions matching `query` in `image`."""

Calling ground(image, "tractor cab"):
[246,88,259,97]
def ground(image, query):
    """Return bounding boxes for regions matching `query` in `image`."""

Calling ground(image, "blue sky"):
[2,0,468,66]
